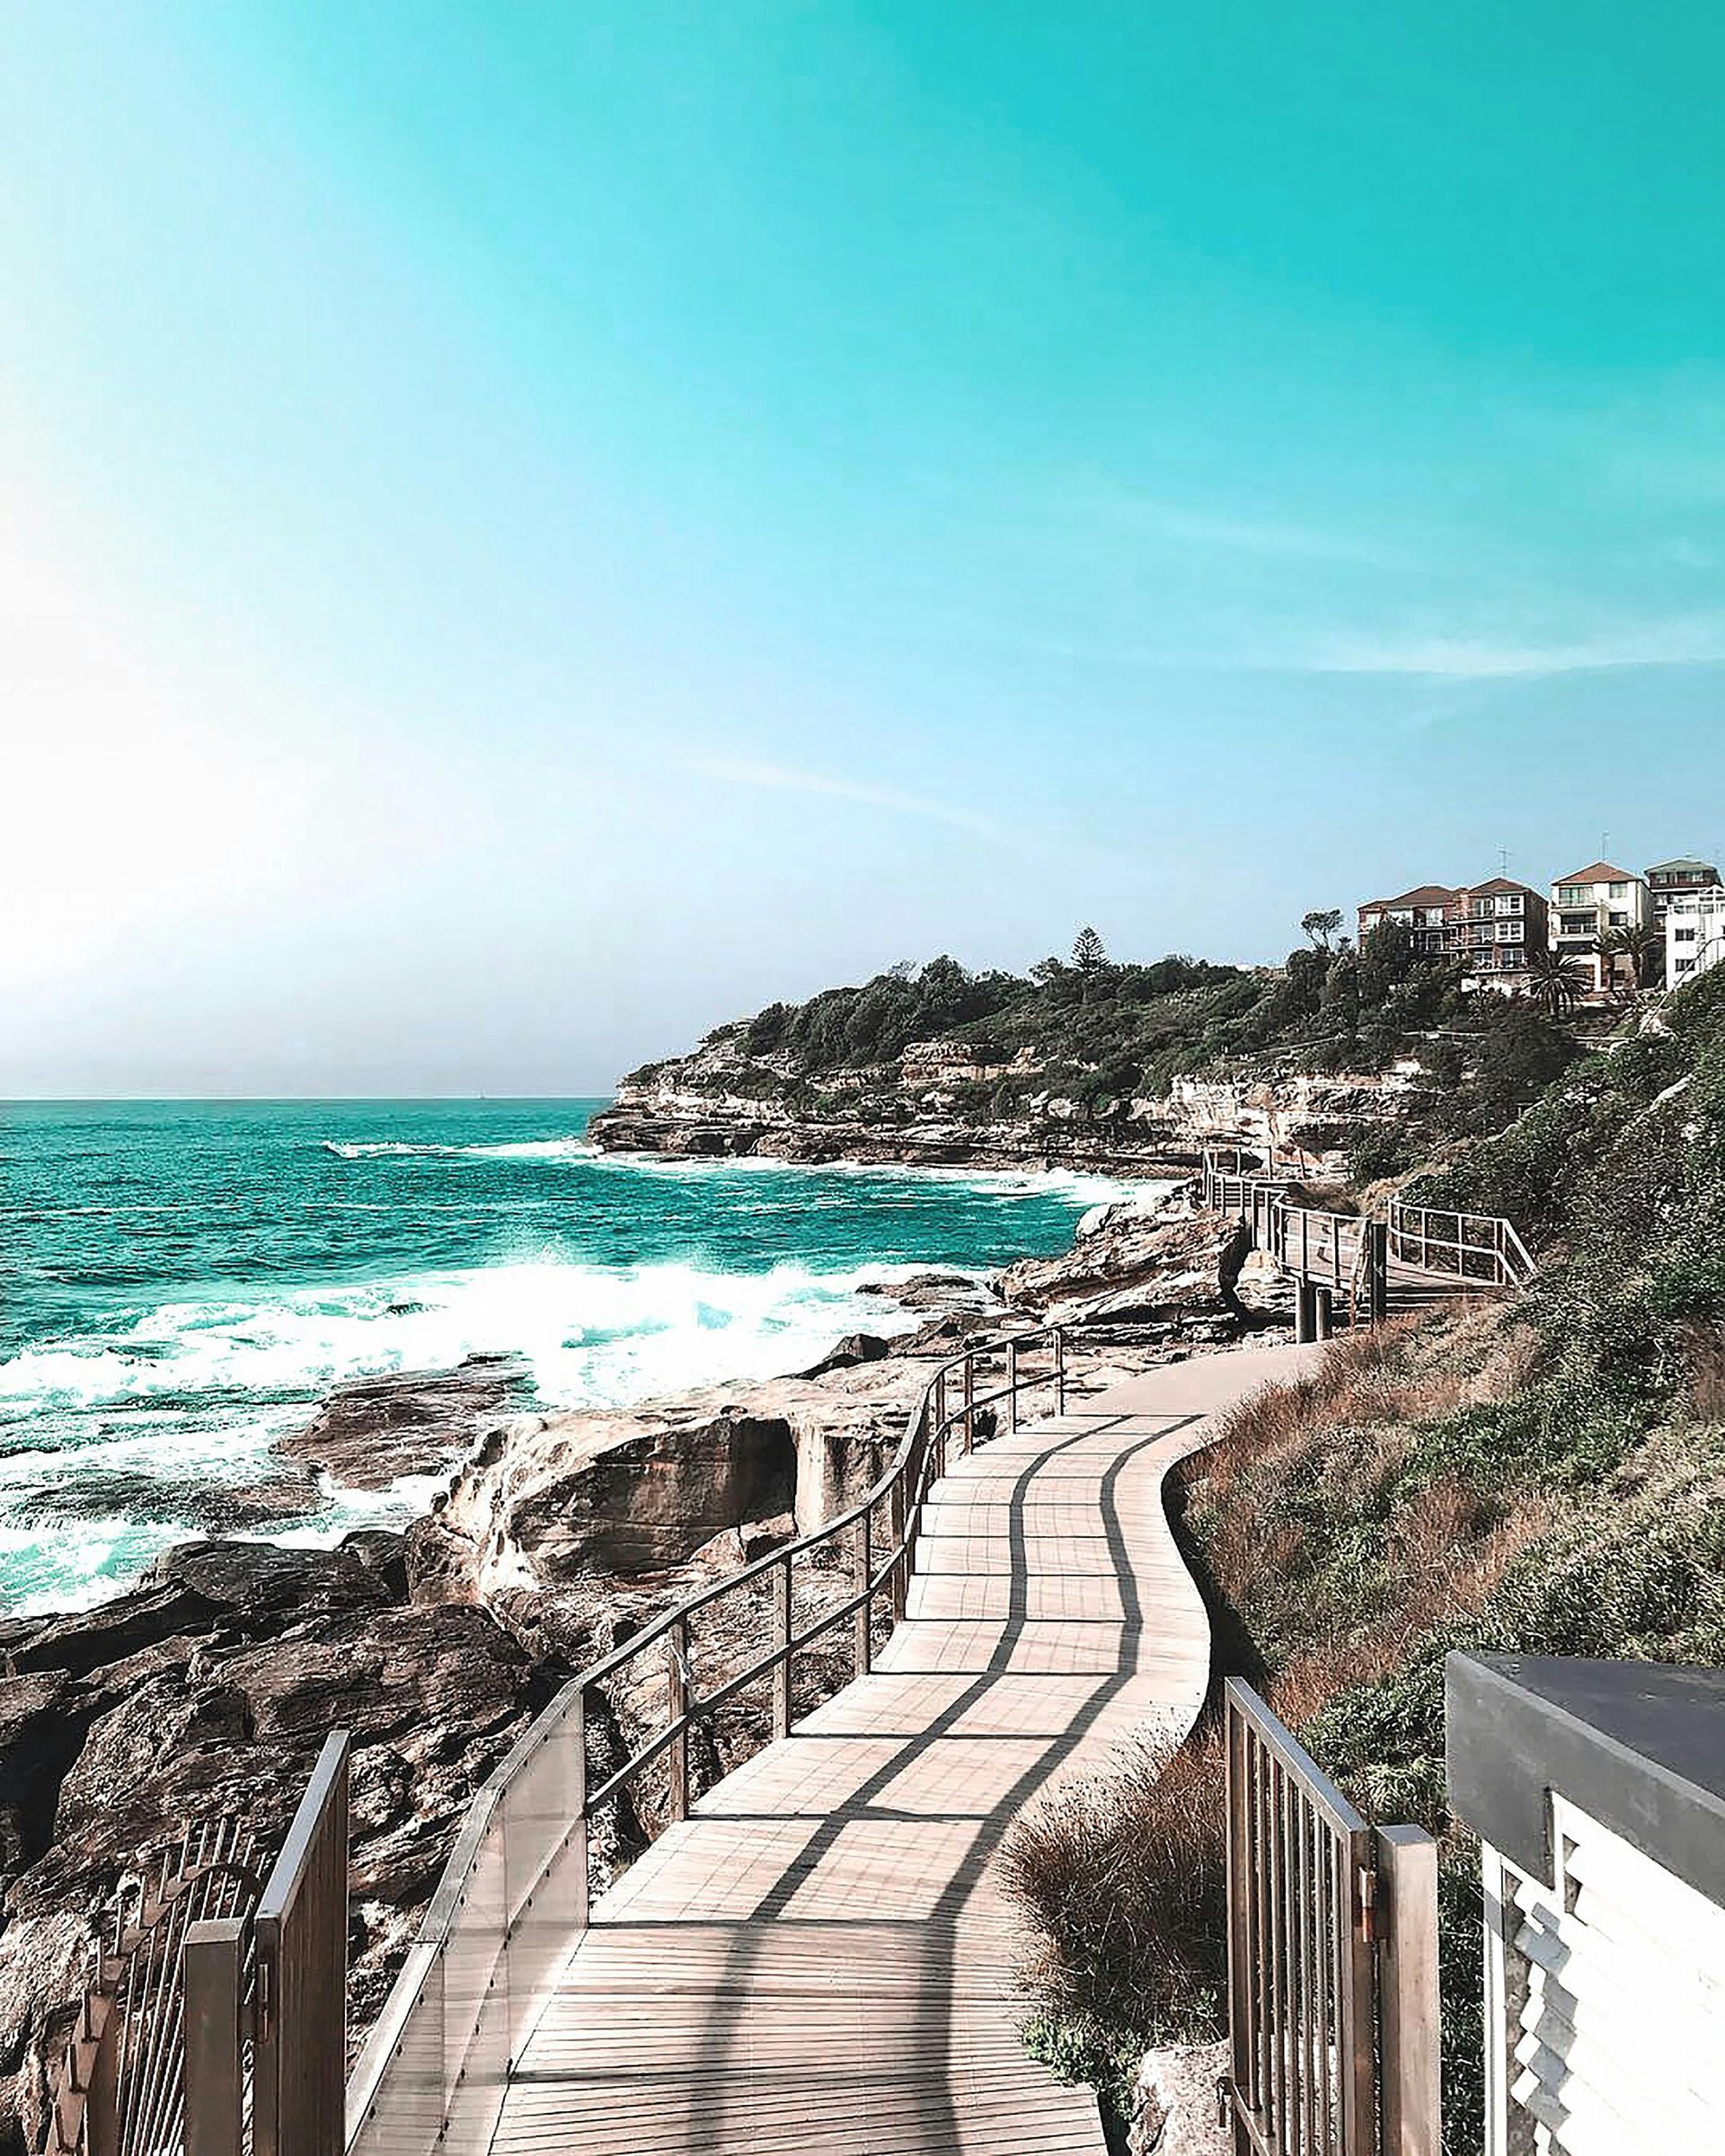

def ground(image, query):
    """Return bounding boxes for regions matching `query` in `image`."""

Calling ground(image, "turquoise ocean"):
[1,1100,1140,1616]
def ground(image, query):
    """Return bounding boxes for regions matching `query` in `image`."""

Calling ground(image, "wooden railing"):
[46,1734,349,2156]
[345,1322,1076,2156]
[1223,1683,1438,2156]
[254,1733,350,2156]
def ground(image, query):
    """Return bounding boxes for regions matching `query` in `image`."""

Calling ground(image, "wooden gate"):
[1223,1683,1438,2156]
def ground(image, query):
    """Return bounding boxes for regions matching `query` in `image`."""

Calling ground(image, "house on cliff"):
[1356,877,1548,992]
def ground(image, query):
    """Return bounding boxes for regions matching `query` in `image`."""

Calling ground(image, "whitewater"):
[2,1099,1150,1614]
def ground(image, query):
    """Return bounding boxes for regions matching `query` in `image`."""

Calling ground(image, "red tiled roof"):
[1554,862,1634,885]
[1360,884,1460,911]
[1466,877,1539,898]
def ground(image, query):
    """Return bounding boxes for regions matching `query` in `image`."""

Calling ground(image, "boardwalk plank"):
[493,1347,1316,2156]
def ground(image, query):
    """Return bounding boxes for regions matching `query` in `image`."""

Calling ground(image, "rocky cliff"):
[589,1019,1426,1180]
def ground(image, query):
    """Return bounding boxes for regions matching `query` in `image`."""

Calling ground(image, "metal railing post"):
[1054,1328,1066,1418]
[933,1369,948,1478]
[854,1512,871,1676]
[1367,1220,1389,1325]
[1224,1699,1253,2156]
[666,1617,689,1824]
[773,1559,792,1738]
[183,1920,244,2156]
[571,1692,590,1932]
[962,1354,975,1454]
[1007,1338,1020,1430]
[888,1474,907,1625]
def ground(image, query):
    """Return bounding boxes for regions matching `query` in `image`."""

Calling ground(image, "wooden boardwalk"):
[492,1345,1315,2156]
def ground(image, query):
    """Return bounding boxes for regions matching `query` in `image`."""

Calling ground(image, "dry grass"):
[999,1730,1229,2048]
[1197,1316,1451,1510]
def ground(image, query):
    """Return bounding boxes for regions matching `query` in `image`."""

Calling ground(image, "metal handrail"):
[345,1318,1075,2152]
[1204,1162,1535,1308]
[1387,1201,1535,1288]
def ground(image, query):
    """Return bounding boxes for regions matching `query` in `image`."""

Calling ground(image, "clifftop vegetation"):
[640,923,1585,1150]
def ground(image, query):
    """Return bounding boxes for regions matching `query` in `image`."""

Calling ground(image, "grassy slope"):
[1003,966,1725,2152]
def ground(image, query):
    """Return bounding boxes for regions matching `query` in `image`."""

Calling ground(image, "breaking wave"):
[323,1136,598,1162]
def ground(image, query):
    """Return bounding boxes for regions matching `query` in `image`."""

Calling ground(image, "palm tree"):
[1590,929,1626,995]
[1619,923,1664,990]
[1528,950,1588,1018]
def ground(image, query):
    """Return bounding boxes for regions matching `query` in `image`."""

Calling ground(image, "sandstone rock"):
[277,1353,533,1490]
[800,1331,892,1378]
[1130,2040,1229,2154]
[6,1464,322,1535]
[407,1356,933,1611]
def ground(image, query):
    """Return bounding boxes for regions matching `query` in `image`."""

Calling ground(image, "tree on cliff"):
[1301,907,1343,950]
[1071,925,1109,974]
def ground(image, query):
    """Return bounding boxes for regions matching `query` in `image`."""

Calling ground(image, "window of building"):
[1676,927,1698,941]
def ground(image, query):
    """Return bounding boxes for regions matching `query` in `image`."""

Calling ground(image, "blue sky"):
[3,2,1723,1093]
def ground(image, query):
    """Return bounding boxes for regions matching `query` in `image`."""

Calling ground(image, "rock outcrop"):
[997,1190,1290,1339]
[590,1022,1430,1181]
[276,1353,534,1490]
[405,1353,940,1632]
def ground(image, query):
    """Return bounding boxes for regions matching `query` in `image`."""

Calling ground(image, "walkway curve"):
[494,1343,1317,2156]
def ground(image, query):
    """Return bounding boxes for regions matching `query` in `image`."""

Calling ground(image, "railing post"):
[854,1511,871,1676]
[1376,1826,1440,2156]
[252,1729,348,2156]
[1367,1220,1389,1325]
[571,1691,590,1931]
[962,1353,975,1454]
[666,1615,689,1825]
[773,1559,792,1738]
[1224,1696,1253,2156]
[184,1919,244,2156]
[1054,1329,1066,1418]
[933,1369,948,1478]
[1007,1338,1020,1430]
[888,1474,907,1626]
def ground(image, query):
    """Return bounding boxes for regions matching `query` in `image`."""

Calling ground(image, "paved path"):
[494,1345,1316,2156]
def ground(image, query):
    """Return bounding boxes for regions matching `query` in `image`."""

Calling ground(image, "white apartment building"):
[1549,861,1654,994]
[1666,892,1725,989]
[1644,856,1722,921]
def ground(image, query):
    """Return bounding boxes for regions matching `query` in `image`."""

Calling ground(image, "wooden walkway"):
[493,1345,1316,2156]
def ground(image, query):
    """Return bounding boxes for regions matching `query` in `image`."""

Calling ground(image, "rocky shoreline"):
[0,1183,1287,2155]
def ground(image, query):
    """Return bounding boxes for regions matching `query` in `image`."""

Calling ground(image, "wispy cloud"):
[684,755,1003,837]
[1129,499,1407,566]
[1075,478,1411,568]
[1304,613,1725,679]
